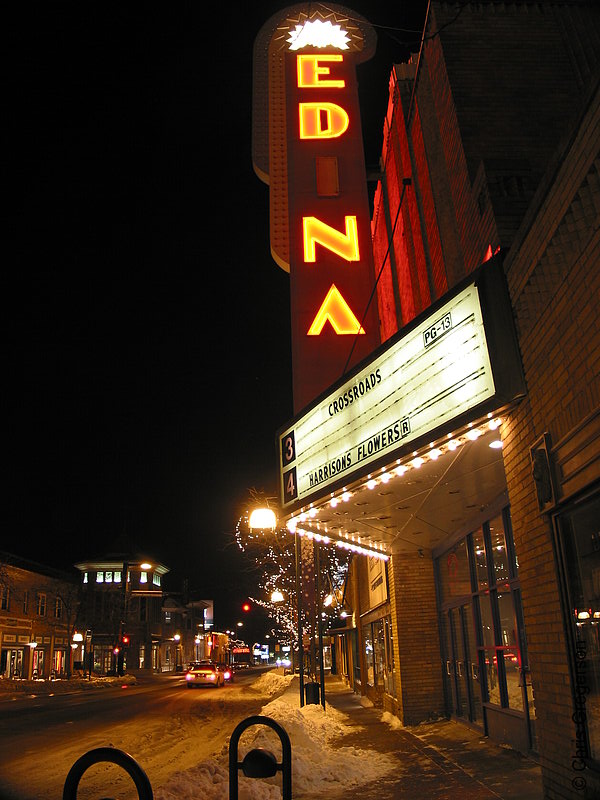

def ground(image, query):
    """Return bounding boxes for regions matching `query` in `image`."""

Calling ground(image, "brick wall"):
[501,80,600,799]
[373,1,599,337]
[388,551,444,724]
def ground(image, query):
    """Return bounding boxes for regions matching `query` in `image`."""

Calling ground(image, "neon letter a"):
[307,284,365,335]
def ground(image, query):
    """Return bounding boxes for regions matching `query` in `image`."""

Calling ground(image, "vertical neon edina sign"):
[252,7,380,414]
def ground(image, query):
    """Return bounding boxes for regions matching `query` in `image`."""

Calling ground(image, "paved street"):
[0,670,261,800]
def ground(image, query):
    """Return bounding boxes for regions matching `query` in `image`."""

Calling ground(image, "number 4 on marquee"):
[283,467,298,503]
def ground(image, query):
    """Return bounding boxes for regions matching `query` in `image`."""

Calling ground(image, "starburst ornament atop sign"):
[287,19,351,51]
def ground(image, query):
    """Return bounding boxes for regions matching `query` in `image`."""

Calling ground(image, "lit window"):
[1,587,9,611]
[165,611,171,624]
[140,571,147,583]
[114,571,121,583]
[54,597,62,618]
[83,572,88,584]
[96,571,104,583]
[105,571,113,583]
[153,573,161,586]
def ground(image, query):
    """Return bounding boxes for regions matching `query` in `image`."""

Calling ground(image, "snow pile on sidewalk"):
[381,710,404,730]
[155,673,397,800]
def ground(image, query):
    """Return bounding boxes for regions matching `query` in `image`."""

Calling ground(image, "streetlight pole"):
[315,542,326,709]
[295,529,304,707]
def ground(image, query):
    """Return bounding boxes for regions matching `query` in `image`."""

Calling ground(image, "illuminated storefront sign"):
[253,7,380,412]
[278,262,525,512]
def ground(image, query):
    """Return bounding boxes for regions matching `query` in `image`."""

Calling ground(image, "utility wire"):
[341,177,411,377]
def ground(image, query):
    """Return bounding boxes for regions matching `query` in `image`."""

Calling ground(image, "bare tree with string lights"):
[235,489,351,676]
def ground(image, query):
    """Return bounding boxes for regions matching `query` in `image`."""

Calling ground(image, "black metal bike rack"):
[63,715,292,799]
[62,746,154,800]
[229,715,292,800]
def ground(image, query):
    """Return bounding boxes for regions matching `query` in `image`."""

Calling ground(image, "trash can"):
[305,682,320,705]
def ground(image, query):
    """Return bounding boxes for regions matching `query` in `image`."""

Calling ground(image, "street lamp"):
[249,505,306,706]
[249,508,277,530]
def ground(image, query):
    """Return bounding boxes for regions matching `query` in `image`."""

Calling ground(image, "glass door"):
[443,604,483,724]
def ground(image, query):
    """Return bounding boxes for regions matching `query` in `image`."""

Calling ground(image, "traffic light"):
[242,601,252,613]
[122,635,130,646]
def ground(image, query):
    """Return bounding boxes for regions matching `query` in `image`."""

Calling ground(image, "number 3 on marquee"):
[281,431,296,466]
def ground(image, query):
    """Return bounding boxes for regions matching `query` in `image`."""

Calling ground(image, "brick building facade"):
[352,2,599,798]
[260,3,598,799]
[254,2,597,796]
[0,552,79,680]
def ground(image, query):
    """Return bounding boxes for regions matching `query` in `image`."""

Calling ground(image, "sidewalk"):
[313,675,543,800]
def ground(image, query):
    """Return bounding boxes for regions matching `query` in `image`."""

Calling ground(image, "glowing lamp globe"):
[249,508,277,531]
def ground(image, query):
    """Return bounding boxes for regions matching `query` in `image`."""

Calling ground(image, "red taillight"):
[185,673,193,681]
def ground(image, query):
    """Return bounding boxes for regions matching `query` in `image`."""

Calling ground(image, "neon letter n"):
[303,216,359,262]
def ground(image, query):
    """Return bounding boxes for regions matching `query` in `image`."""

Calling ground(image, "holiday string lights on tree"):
[235,495,351,650]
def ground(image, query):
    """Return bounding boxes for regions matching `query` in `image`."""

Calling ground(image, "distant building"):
[74,552,169,674]
[0,552,79,679]
[161,594,213,670]
[73,552,216,674]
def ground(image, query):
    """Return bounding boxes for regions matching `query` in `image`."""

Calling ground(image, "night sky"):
[7,2,427,630]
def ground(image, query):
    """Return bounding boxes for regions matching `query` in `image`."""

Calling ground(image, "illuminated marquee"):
[252,6,380,412]
[278,262,526,512]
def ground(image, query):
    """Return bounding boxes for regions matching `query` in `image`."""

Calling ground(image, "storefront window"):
[437,507,531,729]
[497,590,522,708]
[384,616,396,696]
[489,515,511,583]
[479,594,495,648]
[472,529,488,590]
[439,539,472,602]
[557,492,600,762]
[362,617,395,694]
[373,619,385,688]
[497,590,518,647]
[363,624,374,686]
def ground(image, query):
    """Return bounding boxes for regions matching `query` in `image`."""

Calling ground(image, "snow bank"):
[155,673,396,800]
[0,673,136,699]
[381,710,404,730]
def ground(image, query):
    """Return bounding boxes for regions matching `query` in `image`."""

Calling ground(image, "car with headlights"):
[217,662,235,682]
[185,661,225,688]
